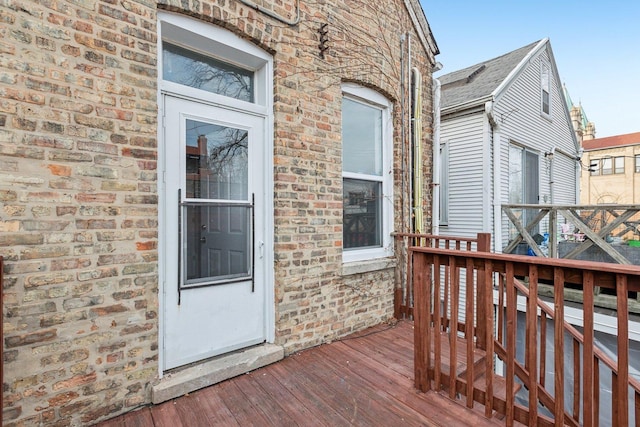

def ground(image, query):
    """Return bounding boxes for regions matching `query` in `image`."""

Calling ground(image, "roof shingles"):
[438,41,540,110]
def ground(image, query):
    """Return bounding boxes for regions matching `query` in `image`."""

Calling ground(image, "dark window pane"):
[343,178,381,249]
[184,204,251,286]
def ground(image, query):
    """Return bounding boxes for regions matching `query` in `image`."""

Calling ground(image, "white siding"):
[439,111,487,237]
[493,45,579,249]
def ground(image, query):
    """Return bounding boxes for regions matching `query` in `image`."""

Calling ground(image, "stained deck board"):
[96,320,509,426]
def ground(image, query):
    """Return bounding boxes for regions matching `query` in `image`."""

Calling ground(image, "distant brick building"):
[0,1,438,425]
[580,132,640,205]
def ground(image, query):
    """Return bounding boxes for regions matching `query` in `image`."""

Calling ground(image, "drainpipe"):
[431,77,441,235]
[412,68,424,233]
[487,101,501,253]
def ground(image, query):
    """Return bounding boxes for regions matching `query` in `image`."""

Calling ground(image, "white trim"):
[157,11,275,376]
[341,84,394,263]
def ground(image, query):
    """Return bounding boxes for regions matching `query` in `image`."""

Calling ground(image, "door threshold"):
[152,343,284,404]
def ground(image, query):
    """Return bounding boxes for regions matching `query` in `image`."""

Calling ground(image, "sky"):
[419,1,640,138]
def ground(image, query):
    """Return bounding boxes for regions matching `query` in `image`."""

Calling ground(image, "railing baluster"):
[573,339,580,421]
[594,357,600,427]
[616,274,629,427]
[540,311,547,388]
[527,265,539,425]
[583,271,595,427]
[449,255,459,399]
[554,267,565,426]
[506,262,516,427]
[484,259,494,418]
[465,258,474,408]
[434,254,442,390]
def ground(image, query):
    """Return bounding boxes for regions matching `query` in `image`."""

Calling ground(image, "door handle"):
[200,236,206,243]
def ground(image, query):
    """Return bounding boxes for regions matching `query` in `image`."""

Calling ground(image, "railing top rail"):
[393,232,479,242]
[502,203,640,210]
[409,246,640,281]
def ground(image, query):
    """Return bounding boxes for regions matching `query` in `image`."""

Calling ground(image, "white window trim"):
[341,83,394,264]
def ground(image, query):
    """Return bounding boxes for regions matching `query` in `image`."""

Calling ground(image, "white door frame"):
[157,12,274,376]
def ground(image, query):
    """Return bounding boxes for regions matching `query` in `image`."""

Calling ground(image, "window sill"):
[341,257,396,276]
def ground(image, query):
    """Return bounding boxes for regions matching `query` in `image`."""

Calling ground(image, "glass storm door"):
[163,95,266,370]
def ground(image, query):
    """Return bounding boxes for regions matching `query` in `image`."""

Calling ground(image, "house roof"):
[582,132,640,151]
[438,40,542,110]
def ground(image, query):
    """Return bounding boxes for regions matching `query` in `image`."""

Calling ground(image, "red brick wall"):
[0,0,435,424]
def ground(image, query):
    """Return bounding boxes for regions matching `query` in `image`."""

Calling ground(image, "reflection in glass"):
[163,42,254,102]
[343,178,381,249]
[184,205,251,286]
[342,98,383,176]
[185,119,248,201]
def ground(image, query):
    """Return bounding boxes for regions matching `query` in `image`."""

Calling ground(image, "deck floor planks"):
[95,320,510,426]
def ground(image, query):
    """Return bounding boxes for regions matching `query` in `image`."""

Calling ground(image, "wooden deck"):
[97,320,509,426]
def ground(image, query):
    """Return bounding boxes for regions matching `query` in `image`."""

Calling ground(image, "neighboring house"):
[0,1,438,425]
[436,38,581,251]
[580,132,640,206]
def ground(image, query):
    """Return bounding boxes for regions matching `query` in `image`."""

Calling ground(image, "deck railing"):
[412,247,640,426]
[393,233,490,319]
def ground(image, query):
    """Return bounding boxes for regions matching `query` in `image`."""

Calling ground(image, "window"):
[590,159,600,175]
[342,84,393,263]
[602,158,612,175]
[636,155,640,173]
[163,42,254,102]
[541,61,551,116]
[509,144,539,238]
[614,156,625,174]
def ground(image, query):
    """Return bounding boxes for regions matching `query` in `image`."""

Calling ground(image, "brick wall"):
[1,0,436,424]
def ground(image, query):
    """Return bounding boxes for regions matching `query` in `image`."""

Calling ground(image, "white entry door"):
[162,95,267,370]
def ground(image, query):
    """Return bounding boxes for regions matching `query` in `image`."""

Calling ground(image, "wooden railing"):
[393,233,490,319]
[412,247,640,426]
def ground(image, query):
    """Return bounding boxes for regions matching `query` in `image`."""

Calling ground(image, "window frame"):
[540,60,551,118]
[341,84,393,263]
[614,156,625,174]
[635,155,640,173]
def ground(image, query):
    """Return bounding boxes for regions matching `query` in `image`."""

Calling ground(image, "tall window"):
[602,158,612,175]
[635,155,640,173]
[614,156,625,174]
[541,61,551,116]
[342,84,393,262]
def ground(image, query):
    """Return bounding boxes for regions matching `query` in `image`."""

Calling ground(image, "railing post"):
[475,233,491,350]
[413,250,431,392]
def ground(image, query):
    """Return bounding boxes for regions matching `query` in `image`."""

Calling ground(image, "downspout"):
[487,100,501,253]
[412,67,424,233]
[400,34,406,233]
[431,77,441,235]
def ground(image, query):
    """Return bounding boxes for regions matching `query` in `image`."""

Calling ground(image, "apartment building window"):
[341,84,393,263]
[635,155,640,173]
[590,159,600,176]
[602,158,612,175]
[614,156,625,174]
